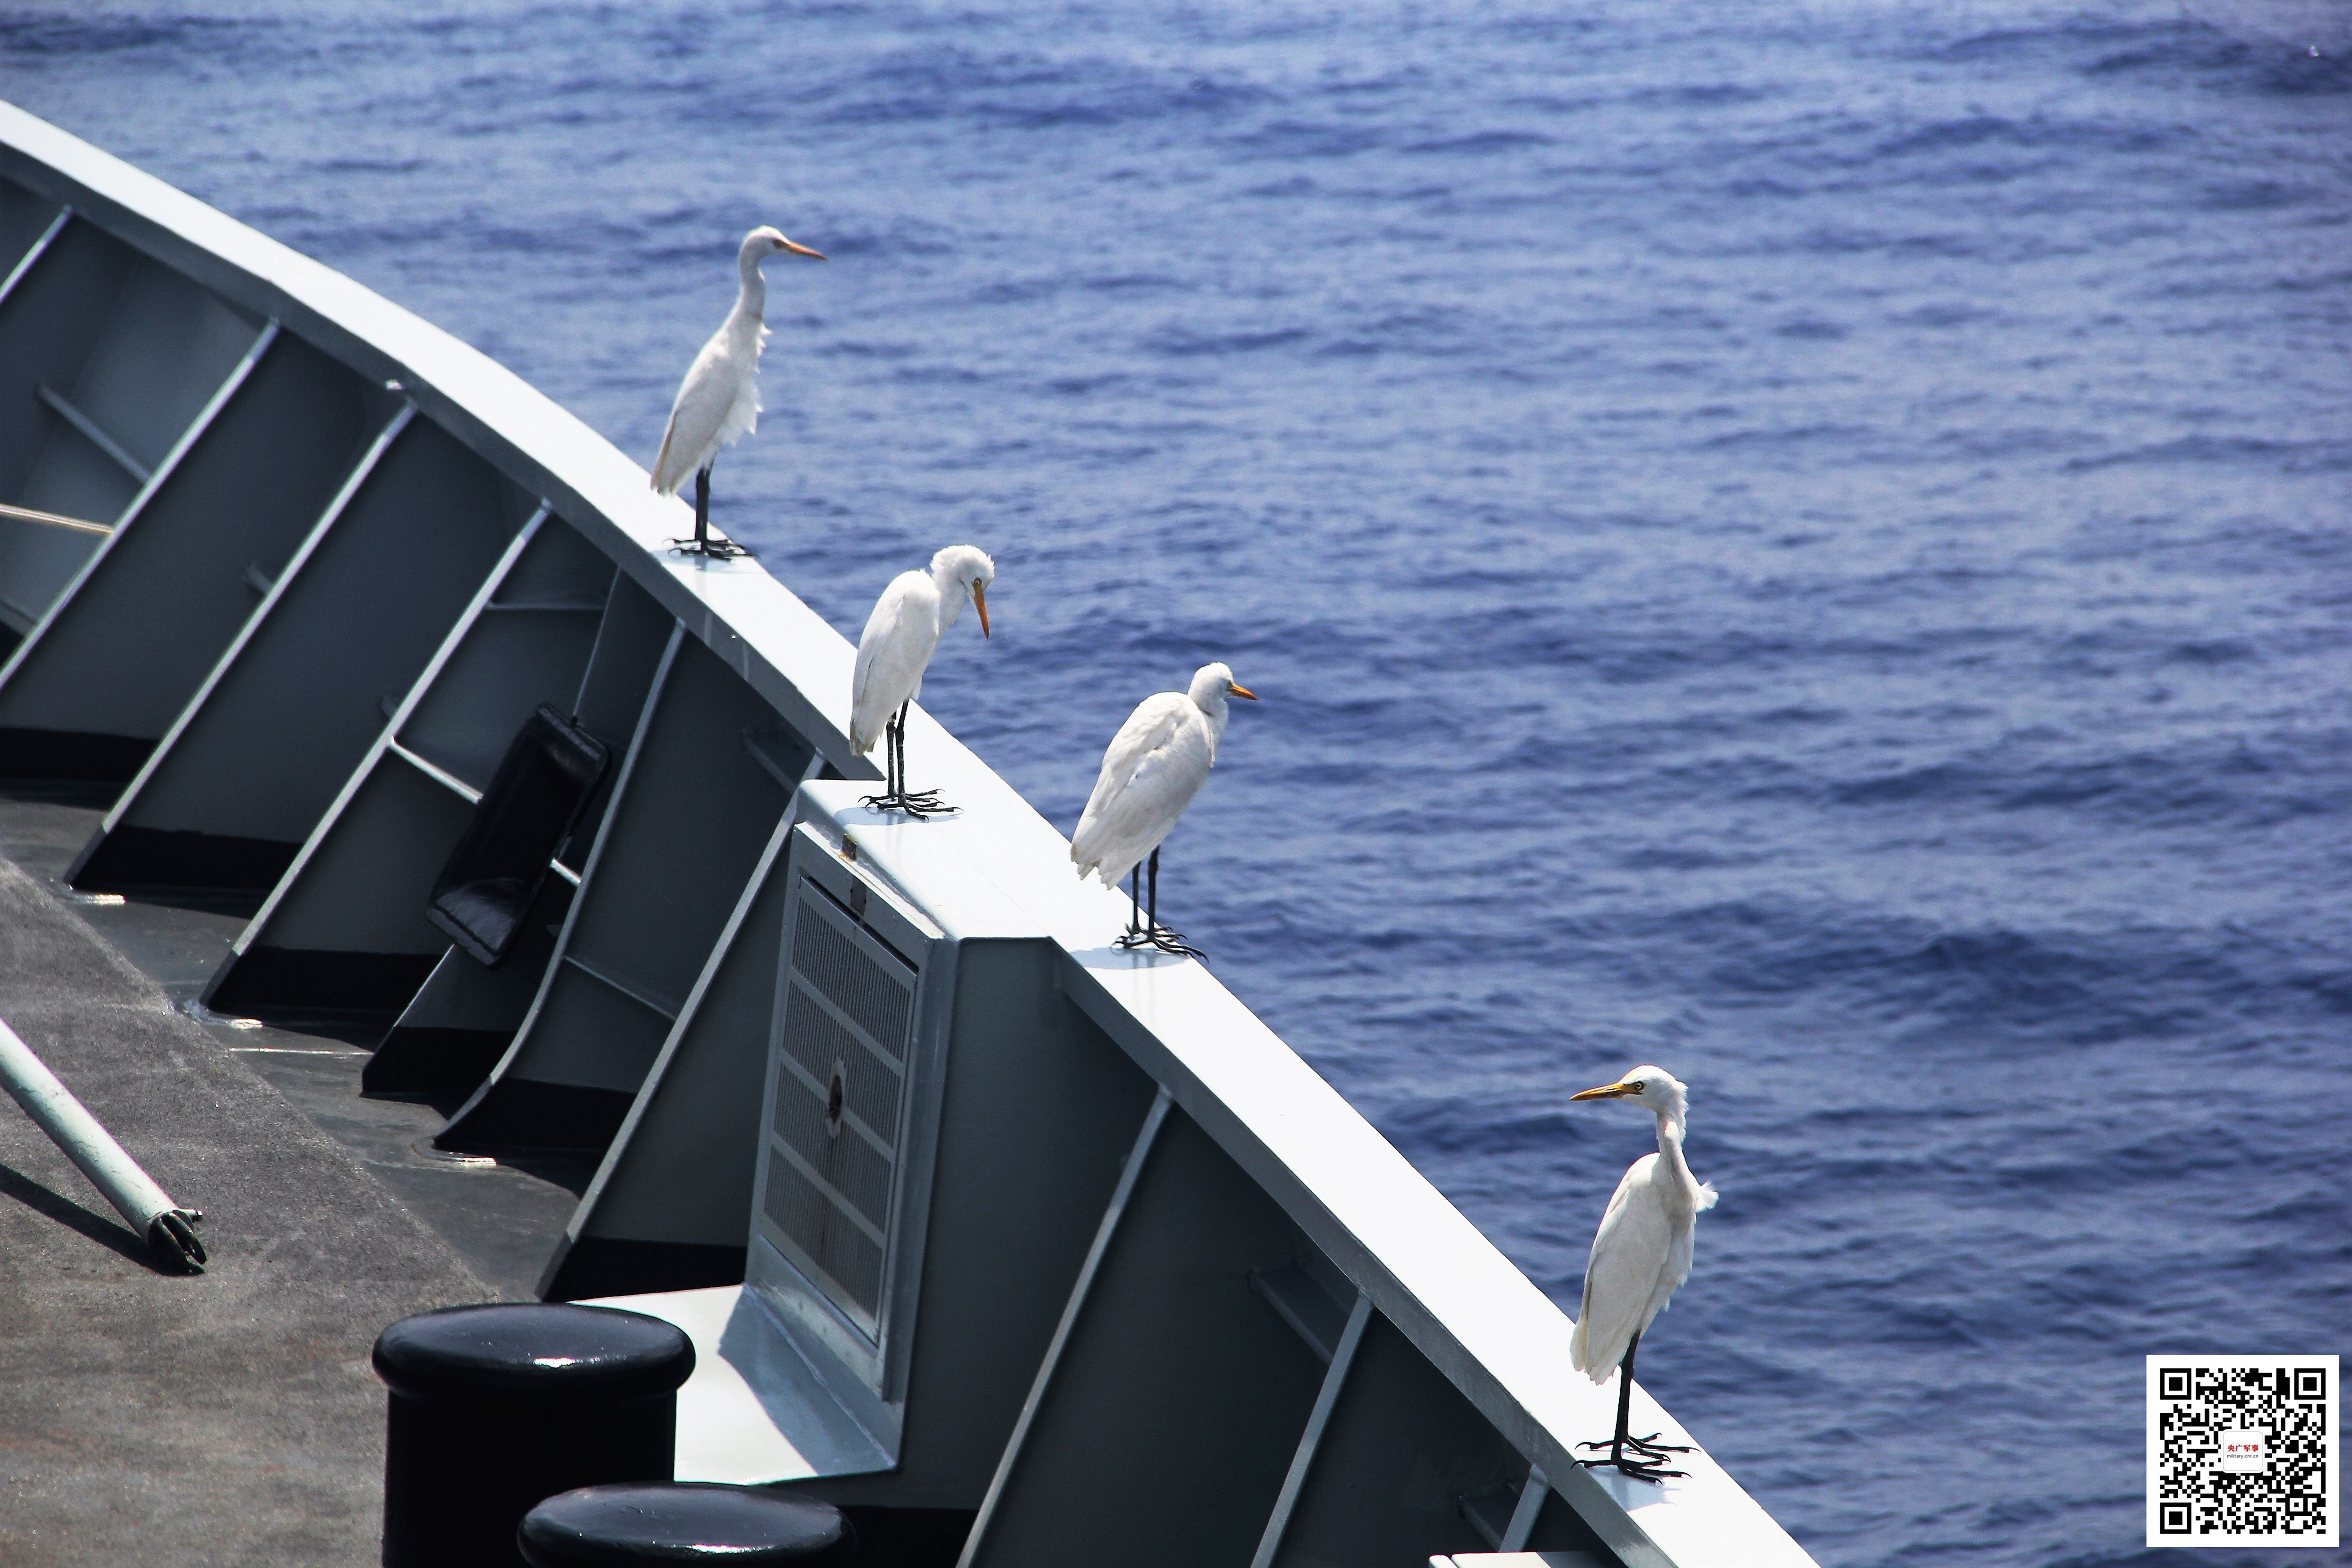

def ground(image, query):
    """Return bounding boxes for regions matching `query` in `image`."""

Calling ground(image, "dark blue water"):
[7,5,2349,1562]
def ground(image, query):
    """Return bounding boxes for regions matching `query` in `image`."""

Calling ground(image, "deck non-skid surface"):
[0,799,593,1301]
[0,848,488,1566]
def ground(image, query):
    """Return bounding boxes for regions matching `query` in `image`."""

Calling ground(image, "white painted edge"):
[0,100,875,778]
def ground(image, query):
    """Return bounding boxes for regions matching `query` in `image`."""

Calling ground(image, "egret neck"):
[1186,664,1237,761]
[735,230,770,323]
[1652,1105,1699,1212]
[931,553,978,636]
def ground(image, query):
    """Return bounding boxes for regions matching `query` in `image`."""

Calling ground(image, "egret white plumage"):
[1566,1066,1718,1482]
[1070,662,1257,957]
[850,545,995,816]
[650,225,825,558]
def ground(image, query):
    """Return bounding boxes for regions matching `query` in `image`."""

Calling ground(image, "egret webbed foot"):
[669,536,751,559]
[1114,922,1203,959]
[858,788,954,818]
[672,469,748,558]
[1113,847,1201,956]
[859,706,953,816]
[1576,1451,1686,1482]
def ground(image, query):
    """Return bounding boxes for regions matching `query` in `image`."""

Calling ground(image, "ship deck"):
[0,794,508,1566]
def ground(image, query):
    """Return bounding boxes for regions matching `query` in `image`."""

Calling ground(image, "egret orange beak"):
[1229,683,1258,701]
[974,583,990,637]
[784,239,827,260]
[1569,1080,1642,1101]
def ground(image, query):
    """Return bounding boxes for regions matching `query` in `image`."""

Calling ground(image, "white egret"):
[1567,1065,1718,1482]
[1070,662,1257,956]
[850,545,995,816]
[650,225,826,558]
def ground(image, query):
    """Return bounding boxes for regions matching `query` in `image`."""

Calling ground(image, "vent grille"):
[788,902,912,1056]
[760,878,918,1339]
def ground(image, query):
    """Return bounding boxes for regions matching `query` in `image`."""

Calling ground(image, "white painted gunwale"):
[0,100,1814,1568]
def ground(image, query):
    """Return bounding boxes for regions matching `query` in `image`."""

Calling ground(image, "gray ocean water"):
[6,4,2348,1563]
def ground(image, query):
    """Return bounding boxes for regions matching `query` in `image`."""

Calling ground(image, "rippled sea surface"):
[7,4,2349,1563]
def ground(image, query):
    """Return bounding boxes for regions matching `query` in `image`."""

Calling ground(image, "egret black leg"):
[672,465,750,559]
[1114,846,1203,957]
[1112,864,1156,950]
[1147,847,1204,955]
[1609,1333,1692,1459]
[1577,1332,1690,1482]
[896,700,947,813]
[859,701,952,817]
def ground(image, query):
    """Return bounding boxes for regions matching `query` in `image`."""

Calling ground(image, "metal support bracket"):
[0,204,69,308]
[959,1085,1174,1568]
[37,381,152,483]
[1250,1288,1374,1568]
[1501,1465,1550,1551]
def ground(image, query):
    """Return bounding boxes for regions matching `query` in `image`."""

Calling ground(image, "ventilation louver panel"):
[760,878,919,1340]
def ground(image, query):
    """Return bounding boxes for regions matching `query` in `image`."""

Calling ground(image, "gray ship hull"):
[0,100,1812,1568]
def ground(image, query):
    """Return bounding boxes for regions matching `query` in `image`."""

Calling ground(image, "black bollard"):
[373,1303,696,1568]
[519,1483,854,1567]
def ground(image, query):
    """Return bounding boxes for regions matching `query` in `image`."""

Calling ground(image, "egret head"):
[1570,1065,1689,1126]
[929,545,995,636]
[1186,662,1259,714]
[741,225,827,268]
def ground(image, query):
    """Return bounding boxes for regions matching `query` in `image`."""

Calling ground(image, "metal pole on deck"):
[0,1014,206,1270]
